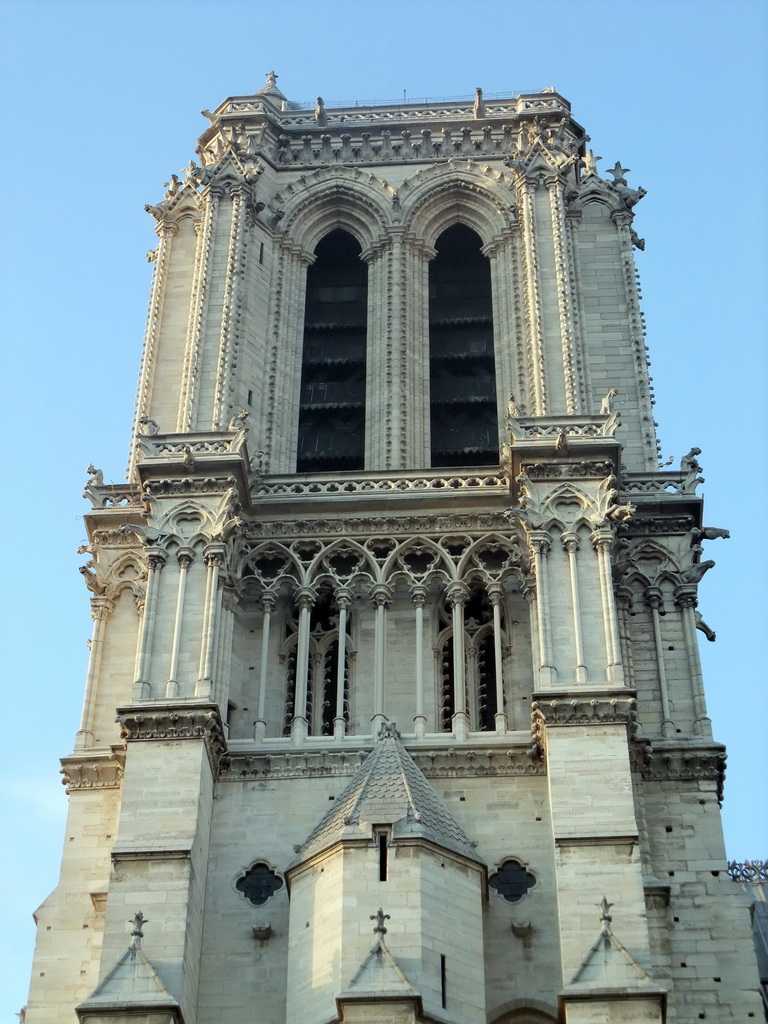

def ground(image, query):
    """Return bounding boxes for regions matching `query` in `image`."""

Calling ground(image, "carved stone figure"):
[680,447,704,492]
[506,392,521,418]
[86,465,103,487]
[697,526,730,541]
[600,388,618,415]
[118,522,162,544]
[228,409,250,430]
[681,559,715,584]
[314,97,327,127]
[138,415,160,435]
[695,611,716,642]
[473,88,485,119]
[79,565,107,596]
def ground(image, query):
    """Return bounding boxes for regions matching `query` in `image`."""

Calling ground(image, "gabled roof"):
[290,725,483,868]
[566,899,666,999]
[76,916,181,1018]
[339,932,421,1003]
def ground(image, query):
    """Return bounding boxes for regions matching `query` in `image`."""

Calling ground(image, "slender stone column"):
[130,220,178,477]
[76,596,114,749]
[254,591,277,741]
[487,583,507,734]
[612,208,657,469]
[564,208,591,411]
[178,185,221,431]
[675,586,712,736]
[333,589,352,740]
[196,544,225,698]
[212,182,250,430]
[166,548,194,697]
[616,586,635,688]
[645,587,675,737]
[370,585,392,736]
[132,547,167,699]
[291,588,315,744]
[523,573,539,704]
[517,179,547,415]
[591,527,624,684]
[562,532,588,683]
[528,531,557,687]
[411,585,427,738]
[545,174,581,414]
[446,581,470,740]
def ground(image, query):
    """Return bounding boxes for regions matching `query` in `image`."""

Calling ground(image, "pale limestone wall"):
[25,787,120,1023]
[99,740,214,1023]
[574,202,653,471]
[27,88,761,1024]
[641,778,765,1020]
[132,97,658,476]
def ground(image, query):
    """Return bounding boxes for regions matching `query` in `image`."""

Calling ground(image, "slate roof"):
[290,726,483,867]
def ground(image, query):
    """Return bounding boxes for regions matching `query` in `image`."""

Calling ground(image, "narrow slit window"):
[378,832,388,881]
[440,954,447,1008]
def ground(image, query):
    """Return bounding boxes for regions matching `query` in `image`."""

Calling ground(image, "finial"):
[582,149,601,176]
[599,896,613,932]
[265,70,278,88]
[129,911,146,949]
[371,907,391,934]
[607,161,631,185]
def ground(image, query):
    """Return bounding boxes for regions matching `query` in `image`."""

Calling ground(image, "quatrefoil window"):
[235,862,284,906]
[488,859,536,902]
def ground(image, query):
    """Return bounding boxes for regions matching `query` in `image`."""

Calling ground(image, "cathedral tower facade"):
[24,75,762,1023]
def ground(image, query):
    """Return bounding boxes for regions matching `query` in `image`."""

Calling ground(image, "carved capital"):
[486,581,505,605]
[177,546,195,569]
[644,587,664,611]
[445,581,470,608]
[90,595,115,622]
[370,584,393,609]
[295,587,316,612]
[115,702,227,770]
[146,547,168,571]
[561,531,580,554]
[260,591,278,614]
[674,587,698,610]
[335,587,353,611]
[527,530,552,556]
[591,527,615,552]
[410,585,427,609]
[204,543,226,569]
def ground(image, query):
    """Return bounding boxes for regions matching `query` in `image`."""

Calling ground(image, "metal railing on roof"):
[287,89,551,111]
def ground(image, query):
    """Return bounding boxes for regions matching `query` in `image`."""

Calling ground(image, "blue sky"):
[1,0,766,1017]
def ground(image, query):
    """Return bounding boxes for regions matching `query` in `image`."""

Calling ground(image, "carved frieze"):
[532,695,639,747]
[630,742,727,803]
[218,744,544,781]
[60,751,125,793]
[116,703,227,770]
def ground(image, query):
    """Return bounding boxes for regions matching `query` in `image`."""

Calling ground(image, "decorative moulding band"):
[115,702,227,769]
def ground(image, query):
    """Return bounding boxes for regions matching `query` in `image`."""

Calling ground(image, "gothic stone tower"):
[25,75,762,1024]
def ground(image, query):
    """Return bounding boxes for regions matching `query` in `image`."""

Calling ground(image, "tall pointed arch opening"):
[429,224,498,467]
[297,229,367,473]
